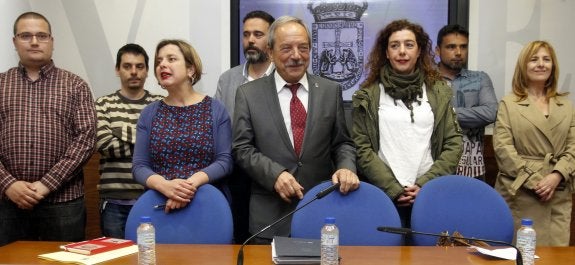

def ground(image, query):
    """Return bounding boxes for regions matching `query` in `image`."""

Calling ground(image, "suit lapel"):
[517,98,555,144]
[262,75,297,154]
[548,97,569,150]
[548,97,567,130]
[301,75,322,157]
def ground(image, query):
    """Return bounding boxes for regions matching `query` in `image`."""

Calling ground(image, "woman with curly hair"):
[352,19,462,228]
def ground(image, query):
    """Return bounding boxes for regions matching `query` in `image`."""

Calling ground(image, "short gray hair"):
[267,16,311,49]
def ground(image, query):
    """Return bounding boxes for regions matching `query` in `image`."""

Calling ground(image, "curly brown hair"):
[361,19,440,88]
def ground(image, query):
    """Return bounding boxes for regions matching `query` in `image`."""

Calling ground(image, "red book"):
[60,237,135,255]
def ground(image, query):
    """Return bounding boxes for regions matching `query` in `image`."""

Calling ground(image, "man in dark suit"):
[232,16,359,244]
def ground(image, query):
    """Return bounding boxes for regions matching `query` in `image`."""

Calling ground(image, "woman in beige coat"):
[494,41,575,246]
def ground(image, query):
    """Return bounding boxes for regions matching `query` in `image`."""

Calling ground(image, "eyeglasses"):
[15,32,52,42]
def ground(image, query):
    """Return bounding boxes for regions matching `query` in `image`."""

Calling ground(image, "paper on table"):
[471,246,539,260]
[38,245,138,265]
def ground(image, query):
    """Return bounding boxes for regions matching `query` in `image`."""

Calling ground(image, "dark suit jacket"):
[232,72,356,239]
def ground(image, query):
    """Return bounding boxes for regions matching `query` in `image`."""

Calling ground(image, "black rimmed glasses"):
[15,32,52,42]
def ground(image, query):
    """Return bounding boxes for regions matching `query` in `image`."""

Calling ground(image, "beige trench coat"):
[494,94,575,246]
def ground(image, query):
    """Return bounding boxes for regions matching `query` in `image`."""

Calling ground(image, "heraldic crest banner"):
[237,0,449,99]
[308,1,368,91]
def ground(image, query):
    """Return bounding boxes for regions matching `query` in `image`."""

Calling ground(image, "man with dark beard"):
[436,24,497,181]
[216,10,275,119]
[215,10,274,244]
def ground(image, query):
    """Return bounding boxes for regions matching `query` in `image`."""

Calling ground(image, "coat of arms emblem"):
[308,1,368,91]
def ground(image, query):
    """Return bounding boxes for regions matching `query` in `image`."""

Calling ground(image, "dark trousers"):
[0,197,86,247]
[251,236,273,245]
[228,166,251,244]
[397,205,413,246]
[99,200,133,239]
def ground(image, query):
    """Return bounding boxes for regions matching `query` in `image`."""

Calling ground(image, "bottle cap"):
[325,217,336,224]
[140,216,152,223]
[521,218,533,226]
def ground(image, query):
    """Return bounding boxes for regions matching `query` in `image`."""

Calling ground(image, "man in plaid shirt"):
[0,12,96,246]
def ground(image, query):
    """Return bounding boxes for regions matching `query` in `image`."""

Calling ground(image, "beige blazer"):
[493,94,575,195]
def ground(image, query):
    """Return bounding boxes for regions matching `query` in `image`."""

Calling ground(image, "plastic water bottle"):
[321,217,339,265]
[516,218,536,265]
[137,216,156,265]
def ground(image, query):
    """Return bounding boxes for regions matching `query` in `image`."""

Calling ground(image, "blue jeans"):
[100,200,133,239]
[0,197,86,247]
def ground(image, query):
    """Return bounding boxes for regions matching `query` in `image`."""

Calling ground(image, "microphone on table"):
[237,182,341,265]
[377,226,523,265]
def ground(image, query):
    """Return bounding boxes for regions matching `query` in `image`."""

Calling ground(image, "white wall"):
[469,0,574,102]
[2,0,573,103]
[0,0,230,99]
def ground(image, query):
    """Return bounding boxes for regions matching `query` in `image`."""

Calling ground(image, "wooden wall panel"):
[83,152,101,239]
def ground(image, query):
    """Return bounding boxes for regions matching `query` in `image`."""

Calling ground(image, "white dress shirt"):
[274,71,309,148]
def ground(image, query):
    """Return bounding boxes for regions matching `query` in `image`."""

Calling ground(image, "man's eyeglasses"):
[15,32,52,42]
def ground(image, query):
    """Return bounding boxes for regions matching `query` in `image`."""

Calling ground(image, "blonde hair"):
[154,39,203,85]
[511,40,566,100]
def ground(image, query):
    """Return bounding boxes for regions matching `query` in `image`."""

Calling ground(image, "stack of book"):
[38,237,137,265]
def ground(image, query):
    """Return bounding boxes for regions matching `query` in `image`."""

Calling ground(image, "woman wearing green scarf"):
[352,19,462,230]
